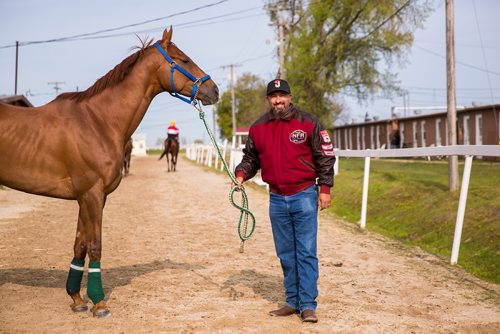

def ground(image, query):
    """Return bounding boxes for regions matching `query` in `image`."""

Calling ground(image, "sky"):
[1,0,499,147]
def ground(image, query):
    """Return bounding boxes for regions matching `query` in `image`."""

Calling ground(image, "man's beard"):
[272,103,287,115]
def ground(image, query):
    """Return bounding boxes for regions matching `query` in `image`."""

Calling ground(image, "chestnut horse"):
[0,27,218,317]
[158,137,179,172]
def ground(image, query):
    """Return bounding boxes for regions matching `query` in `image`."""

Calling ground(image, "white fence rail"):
[187,143,500,265]
[185,141,267,188]
[335,145,500,265]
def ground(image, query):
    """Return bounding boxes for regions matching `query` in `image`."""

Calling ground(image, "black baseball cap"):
[266,79,291,96]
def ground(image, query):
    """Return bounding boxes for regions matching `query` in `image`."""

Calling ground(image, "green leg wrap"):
[87,261,105,304]
[66,258,85,295]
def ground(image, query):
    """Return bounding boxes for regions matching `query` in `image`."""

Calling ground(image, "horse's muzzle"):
[199,82,219,105]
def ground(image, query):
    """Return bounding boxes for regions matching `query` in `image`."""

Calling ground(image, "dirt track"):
[0,155,498,334]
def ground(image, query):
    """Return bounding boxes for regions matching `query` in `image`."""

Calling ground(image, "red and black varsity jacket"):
[235,104,335,196]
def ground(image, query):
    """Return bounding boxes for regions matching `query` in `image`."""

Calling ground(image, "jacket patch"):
[322,144,333,150]
[289,129,307,144]
[320,130,331,143]
[324,150,335,156]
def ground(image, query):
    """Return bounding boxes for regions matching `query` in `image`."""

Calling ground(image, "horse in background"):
[123,138,133,176]
[159,138,179,172]
[0,27,218,318]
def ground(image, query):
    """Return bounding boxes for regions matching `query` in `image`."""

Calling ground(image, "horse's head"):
[155,27,219,106]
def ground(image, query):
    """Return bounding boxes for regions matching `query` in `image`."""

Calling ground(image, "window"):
[475,114,483,145]
[412,121,418,147]
[463,116,470,145]
[376,125,381,148]
[348,128,352,149]
[370,126,375,149]
[421,121,426,147]
[356,128,360,149]
[400,123,405,148]
[436,119,442,146]
[361,127,365,149]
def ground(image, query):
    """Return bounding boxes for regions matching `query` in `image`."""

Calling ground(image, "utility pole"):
[47,81,66,96]
[277,1,286,79]
[221,64,242,141]
[446,0,459,191]
[14,41,19,95]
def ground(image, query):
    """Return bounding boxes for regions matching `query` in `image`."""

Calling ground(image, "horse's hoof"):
[92,306,112,318]
[70,303,89,313]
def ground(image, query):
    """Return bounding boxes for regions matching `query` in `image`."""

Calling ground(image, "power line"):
[0,7,264,49]
[363,0,413,38]
[0,0,230,49]
[414,44,500,76]
[472,0,498,137]
[61,7,265,43]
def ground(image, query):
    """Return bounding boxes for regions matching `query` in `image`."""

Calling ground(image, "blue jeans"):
[269,184,319,312]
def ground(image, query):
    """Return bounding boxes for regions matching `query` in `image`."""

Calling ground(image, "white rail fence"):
[335,145,500,265]
[185,141,267,188]
[187,143,500,265]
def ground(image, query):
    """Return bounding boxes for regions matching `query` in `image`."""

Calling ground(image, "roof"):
[0,95,34,107]
[235,127,250,135]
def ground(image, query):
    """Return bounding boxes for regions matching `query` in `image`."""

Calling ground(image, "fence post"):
[450,155,473,265]
[207,146,213,167]
[214,142,219,169]
[221,139,228,171]
[359,156,371,229]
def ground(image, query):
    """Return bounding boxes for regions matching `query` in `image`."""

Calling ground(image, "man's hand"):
[232,176,244,190]
[318,193,331,211]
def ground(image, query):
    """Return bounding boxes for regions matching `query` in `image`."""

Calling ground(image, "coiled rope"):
[193,103,256,253]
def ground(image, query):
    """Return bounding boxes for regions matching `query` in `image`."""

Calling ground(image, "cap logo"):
[289,129,307,144]
[274,80,281,88]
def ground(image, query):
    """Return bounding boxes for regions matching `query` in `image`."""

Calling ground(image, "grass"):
[330,158,500,283]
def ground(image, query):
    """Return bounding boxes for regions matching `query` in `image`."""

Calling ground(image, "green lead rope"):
[195,105,256,253]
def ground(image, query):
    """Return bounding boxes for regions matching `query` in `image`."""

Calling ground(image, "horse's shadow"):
[0,258,204,297]
[220,269,283,303]
[0,262,284,304]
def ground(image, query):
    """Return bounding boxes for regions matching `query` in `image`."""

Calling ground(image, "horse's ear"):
[161,26,173,46]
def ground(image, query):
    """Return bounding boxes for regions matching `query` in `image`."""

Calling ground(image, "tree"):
[215,73,268,140]
[267,0,433,127]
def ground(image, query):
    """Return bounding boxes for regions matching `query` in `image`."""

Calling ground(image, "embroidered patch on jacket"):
[324,150,335,156]
[289,129,307,144]
[322,144,333,150]
[320,130,331,143]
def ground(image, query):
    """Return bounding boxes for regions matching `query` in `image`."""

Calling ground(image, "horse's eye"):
[181,59,189,64]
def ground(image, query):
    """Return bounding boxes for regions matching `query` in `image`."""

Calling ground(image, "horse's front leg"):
[66,214,89,313]
[77,182,111,318]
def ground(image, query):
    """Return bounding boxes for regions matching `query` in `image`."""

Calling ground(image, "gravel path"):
[0,155,498,333]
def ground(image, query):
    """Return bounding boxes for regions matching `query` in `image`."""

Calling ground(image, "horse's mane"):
[57,37,154,102]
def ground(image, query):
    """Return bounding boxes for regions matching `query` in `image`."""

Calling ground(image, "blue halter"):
[154,42,211,105]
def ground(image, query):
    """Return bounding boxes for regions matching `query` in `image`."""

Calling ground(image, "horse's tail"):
[159,139,172,160]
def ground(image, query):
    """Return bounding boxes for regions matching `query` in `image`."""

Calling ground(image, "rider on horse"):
[167,120,179,141]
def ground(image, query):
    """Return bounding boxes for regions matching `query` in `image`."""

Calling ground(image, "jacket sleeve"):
[311,120,336,189]
[235,134,260,181]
